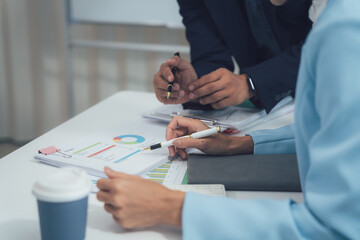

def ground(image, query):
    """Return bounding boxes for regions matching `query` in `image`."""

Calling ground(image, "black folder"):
[187,154,302,192]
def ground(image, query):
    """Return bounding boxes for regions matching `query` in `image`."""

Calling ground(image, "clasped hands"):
[97,117,254,229]
[153,57,252,109]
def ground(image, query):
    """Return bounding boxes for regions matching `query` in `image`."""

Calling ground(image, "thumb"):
[166,56,191,71]
[104,167,125,179]
[173,137,206,150]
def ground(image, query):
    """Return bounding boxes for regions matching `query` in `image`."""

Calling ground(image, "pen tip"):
[143,147,150,151]
[166,92,170,99]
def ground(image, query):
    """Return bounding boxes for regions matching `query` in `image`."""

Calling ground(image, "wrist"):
[244,74,257,100]
[239,73,258,101]
[227,135,254,155]
[238,74,253,100]
[161,189,185,226]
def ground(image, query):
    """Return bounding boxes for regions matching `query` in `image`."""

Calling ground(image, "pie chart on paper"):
[113,135,145,144]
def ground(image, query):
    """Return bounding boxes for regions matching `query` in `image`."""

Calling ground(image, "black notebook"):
[188,154,302,192]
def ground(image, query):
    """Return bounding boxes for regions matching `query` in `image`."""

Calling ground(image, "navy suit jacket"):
[178,0,312,112]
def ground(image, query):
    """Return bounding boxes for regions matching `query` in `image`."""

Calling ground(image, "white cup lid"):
[32,167,91,203]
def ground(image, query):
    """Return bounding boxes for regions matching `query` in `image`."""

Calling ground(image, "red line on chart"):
[87,145,116,157]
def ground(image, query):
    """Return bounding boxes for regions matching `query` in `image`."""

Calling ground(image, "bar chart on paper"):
[90,160,187,192]
[35,121,174,178]
[70,134,148,164]
[142,160,187,185]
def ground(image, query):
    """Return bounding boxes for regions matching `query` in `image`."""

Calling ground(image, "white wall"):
[0,0,189,142]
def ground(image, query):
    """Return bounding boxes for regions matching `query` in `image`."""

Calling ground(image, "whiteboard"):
[70,0,184,28]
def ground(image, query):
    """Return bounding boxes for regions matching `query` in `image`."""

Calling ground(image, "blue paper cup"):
[32,167,91,240]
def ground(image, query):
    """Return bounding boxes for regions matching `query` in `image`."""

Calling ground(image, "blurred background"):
[0,0,189,157]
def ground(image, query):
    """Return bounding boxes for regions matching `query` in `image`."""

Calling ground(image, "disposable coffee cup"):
[32,167,91,240]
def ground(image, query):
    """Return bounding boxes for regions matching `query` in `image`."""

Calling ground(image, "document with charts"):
[89,160,188,193]
[34,121,170,178]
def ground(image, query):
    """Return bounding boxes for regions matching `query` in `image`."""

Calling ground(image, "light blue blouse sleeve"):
[181,3,360,239]
[291,13,360,239]
[182,193,304,240]
[247,124,296,154]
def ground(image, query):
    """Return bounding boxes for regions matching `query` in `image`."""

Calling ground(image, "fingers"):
[190,78,227,101]
[166,126,187,158]
[97,178,113,191]
[154,62,185,103]
[97,189,114,204]
[153,64,170,89]
[167,127,187,158]
[155,79,184,98]
[160,63,175,83]
[166,127,188,141]
[198,88,228,105]
[156,85,185,99]
[173,137,207,150]
[168,146,176,157]
[168,151,180,160]
[104,167,129,179]
[166,117,208,139]
[166,117,210,159]
[188,68,245,108]
[166,118,187,141]
[160,56,186,84]
[166,117,209,157]
[211,96,234,109]
[172,137,209,159]
[168,145,187,159]
[166,56,189,70]
[175,148,188,160]
[155,57,198,105]
[188,69,222,97]
[104,203,119,214]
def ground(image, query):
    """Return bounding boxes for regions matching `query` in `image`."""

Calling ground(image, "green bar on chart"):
[159,164,171,168]
[151,168,169,173]
[73,142,102,154]
[147,173,166,178]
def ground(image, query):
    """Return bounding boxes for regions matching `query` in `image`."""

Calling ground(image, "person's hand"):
[153,56,198,104]
[96,167,185,229]
[187,68,253,109]
[166,117,254,159]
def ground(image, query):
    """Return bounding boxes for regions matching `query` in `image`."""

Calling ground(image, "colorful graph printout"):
[34,121,169,178]
[113,135,145,144]
[144,160,187,185]
[90,160,188,193]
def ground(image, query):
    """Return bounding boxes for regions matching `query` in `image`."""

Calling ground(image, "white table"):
[0,91,303,239]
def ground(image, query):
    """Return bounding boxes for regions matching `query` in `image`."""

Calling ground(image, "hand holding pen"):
[167,52,180,99]
[143,126,221,151]
[158,117,254,159]
[153,53,198,104]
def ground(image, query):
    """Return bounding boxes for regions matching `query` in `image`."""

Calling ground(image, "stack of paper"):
[34,121,169,178]
[142,96,294,132]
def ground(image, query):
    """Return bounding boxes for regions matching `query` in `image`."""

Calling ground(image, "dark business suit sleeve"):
[240,0,310,112]
[177,0,234,78]
[242,45,304,113]
[178,0,310,112]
